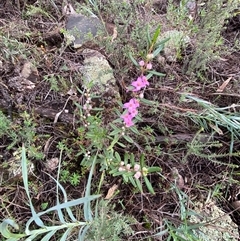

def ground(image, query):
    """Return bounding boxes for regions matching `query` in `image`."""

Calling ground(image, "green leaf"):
[156,37,170,47]
[151,25,161,46]
[117,141,126,148]
[147,70,165,77]
[129,52,139,66]
[21,145,44,230]
[60,227,74,241]
[148,166,162,173]
[26,196,100,228]
[144,176,155,194]
[146,72,154,79]
[123,174,128,182]
[152,44,164,57]
[44,172,77,222]
[140,154,145,167]
[84,153,99,222]
[115,151,121,163]
[140,98,157,106]
[107,135,120,150]
[0,219,24,239]
[129,126,140,135]
[41,230,57,241]
[112,171,124,177]
[124,153,130,163]
[129,176,137,187]
[135,178,143,193]
[123,134,134,143]
[78,225,90,241]
[130,153,135,164]
[147,24,151,47]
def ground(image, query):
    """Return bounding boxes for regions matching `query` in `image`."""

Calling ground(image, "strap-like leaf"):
[147,70,165,77]
[21,145,44,232]
[129,52,139,66]
[41,230,57,241]
[60,227,74,241]
[144,176,155,194]
[151,25,161,46]
[0,219,24,239]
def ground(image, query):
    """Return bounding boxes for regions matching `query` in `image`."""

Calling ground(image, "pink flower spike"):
[139,60,145,67]
[146,63,152,70]
[131,77,145,92]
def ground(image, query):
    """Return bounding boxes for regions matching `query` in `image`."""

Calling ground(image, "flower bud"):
[134,171,142,179]
[146,54,154,60]
[134,164,140,171]
[139,92,144,99]
[139,60,145,66]
[126,164,131,170]
[142,167,148,176]
[146,63,152,70]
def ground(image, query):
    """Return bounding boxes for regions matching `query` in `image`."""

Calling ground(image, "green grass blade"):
[152,44,164,57]
[151,25,161,46]
[41,230,57,241]
[60,227,74,241]
[84,152,99,221]
[147,70,165,77]
[128,52,139,66]
[78,224,90,241]
[44,172,77,222]
[21,145,44,230]
[147,24,151,48]
[0,219,24,239]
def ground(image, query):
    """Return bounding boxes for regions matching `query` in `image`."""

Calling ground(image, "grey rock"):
[189,201,238,241]
[64,4,103,48]
[81,49,120,108]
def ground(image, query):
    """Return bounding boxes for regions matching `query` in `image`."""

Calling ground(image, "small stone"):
[81,49,120,109]
[189,201,238,240]
[64,4,103,48]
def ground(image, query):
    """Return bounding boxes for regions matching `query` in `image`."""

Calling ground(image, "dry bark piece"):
[105,184,119,199]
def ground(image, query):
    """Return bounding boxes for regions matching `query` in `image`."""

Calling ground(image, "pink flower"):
[129,108,138,117]
[146,63,152,70]
[123,98,139,111]
[139,60,145,66]
[131,76,145,91]
[141,75,149,86]
[134,171,142,179]
[120,112,134,127]
[124,118,134,127]
[131,75,149,92]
